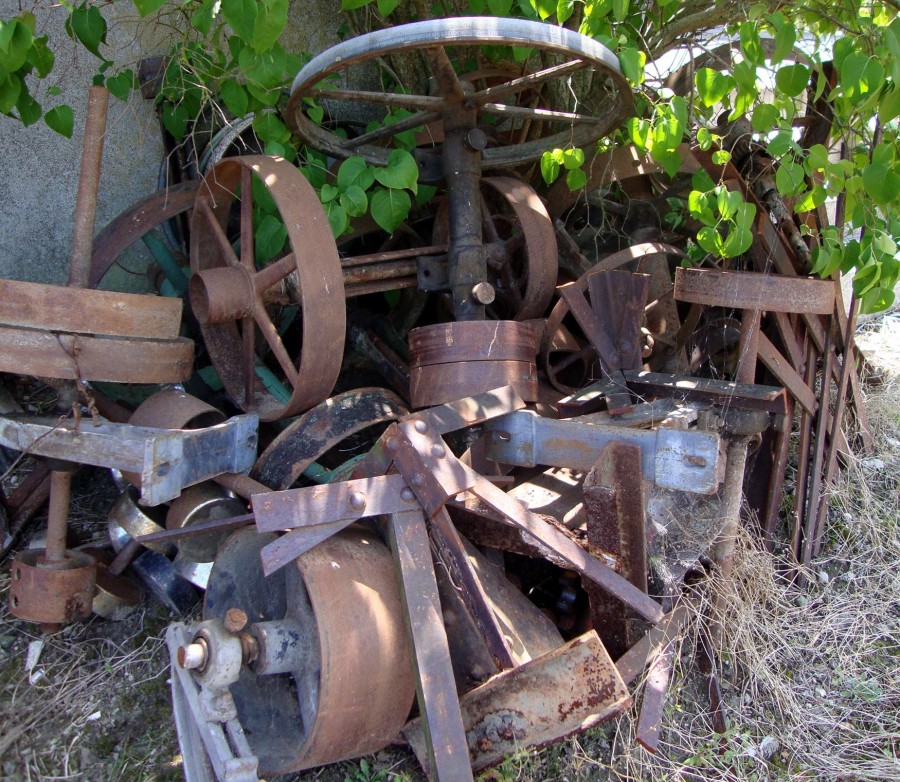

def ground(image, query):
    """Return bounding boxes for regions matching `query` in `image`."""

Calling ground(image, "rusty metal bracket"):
[0,413,258,506]
[482,410,722,494]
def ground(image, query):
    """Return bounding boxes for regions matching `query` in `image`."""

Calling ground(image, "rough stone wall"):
[0,0,343,291]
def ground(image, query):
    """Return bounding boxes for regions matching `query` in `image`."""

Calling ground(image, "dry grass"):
[1,312,898,782]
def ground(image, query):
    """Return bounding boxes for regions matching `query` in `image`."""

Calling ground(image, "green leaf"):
[739,22,763,65]
[239,44,287,89]
[190,0,219,35]
[853,262,881,298]
[688,190,715,226]
[696,226,723,256]
[487,0,514,13]
[255,214,287,262]
[416,184,437,207]
[767,131,796,158]
[378,0,400,14]
[221,79,249,116]
[44,104,74,137]
[253,112,291,144]
[776,158,805,196]
[566,167,587,190]
[337,157,375,192]
[340,185,368,217]
[373,149,418,194]
[751,103,780,132]
[133,0,168,16]
[66,3,107,60]
[319,183,339,203]
[370,188,411,234]
[556,0,574,24]
[253,0,288,52]
[324,201,349,238]
[27,36,54,77]
[879,84,900,125]
[540,150,560,184]
[626,118,650,151]
[618,47,646,87]
[775,64,810,98]
[805,144,829,173]
[612,0,629,22]
[653,148,683,178]
[341,0,374,8]
[0,18,34,73]
[793,185,827,214]
[692,169,716,193]
[860,285,894,314]
[872,143,894,167]
[861,163,900,205]
[722,225,753,257]
[106,69,136,101]
[16,88,40,126]
[770,17,796,64]
[530,0,556,20]
[0,73,22,114]
[728,88,756,121]
[161,102,189,139]
[839,51,885,102]
[711,150,731,165]
[695,68,734,108]
[734,201,756,230]
[222,0,258,43]
[562,147,584,170]
[697,127,713,151]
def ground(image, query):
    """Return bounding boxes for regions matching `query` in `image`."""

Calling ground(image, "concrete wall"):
[0,1,343,291]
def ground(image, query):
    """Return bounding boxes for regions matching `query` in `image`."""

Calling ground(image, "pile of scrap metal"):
[0,17,869,782]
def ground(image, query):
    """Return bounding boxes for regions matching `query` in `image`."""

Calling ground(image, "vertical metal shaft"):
[44,469,74,563]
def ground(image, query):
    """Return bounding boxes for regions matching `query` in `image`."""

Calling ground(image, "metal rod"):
[44,469,74,562]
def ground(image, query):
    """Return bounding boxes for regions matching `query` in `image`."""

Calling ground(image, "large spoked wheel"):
[433,176,558,320]
[286,17,632,171]
[189,156,346,422]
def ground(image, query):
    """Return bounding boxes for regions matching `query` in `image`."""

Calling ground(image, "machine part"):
[198,526,416,775]
[408,321,538,408]
[108,486,174,555]
[623,369,788,414]
[189,156,346,421]
[404,631,631,774]
[287,17,630,171]
[174,553,214,590]
[89,182,199,288]
[8,547,96,626]
[483,410,722,494]
[77,544,144,621]
[252,387,408,490]
[0,412,259,507]
[168,623,260,782]
[68,86,109,289]
[432,178,558,320]
[131,548,200,615]
[166,483,247,564]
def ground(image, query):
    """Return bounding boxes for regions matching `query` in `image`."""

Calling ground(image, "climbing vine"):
[1,0,898,310]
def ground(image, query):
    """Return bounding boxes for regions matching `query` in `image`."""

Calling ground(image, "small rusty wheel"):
[251,387,408,490]
[189,156,346,421]
[433,177,557,320]
[540,242,685,393]
[204,525,416,775]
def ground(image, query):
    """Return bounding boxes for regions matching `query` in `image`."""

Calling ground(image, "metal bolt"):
[413,419,428,434]
[400,487,416,502]
[224,608,249,633]
[465,128,488,152]
[471,281,495,305]
[431,444,446,459]
[349,491,367,511]
[177,641,207,670]
[411,474,425,488]
[384,436,399,454]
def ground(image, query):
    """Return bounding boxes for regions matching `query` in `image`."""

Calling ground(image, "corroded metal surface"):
[190,155,346,421]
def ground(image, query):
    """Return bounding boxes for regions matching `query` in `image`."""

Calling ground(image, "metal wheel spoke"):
[196,198,240,268]
[481,103,607,124]
[312,88,444,111]
[241,316,256,404]
[551,343,596,376]
[468,60,590,106]
[254,312,299,385]
[240,167,255,271]
[480,196,502,243]
[339,110,442,148]
[424,46,465,100]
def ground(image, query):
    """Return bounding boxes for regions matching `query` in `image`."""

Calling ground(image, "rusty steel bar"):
[68,86,110,289]
[44,467,75,563]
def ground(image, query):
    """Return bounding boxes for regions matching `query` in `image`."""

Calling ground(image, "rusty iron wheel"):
[432,177,558,320]
[203,525,416,775]
[540,242,686,394]
[189,156,346,421]
[286,17,631,171]
[251,387,408,490]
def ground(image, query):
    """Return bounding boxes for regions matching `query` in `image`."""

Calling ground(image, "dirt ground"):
[0,311,898,782]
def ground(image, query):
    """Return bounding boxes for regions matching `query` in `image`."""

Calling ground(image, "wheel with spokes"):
[286,17,632,171]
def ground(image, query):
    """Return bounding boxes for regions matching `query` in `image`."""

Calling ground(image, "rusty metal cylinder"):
[189,266,256,324]
[9,548,96,624]
[408,320,538,408]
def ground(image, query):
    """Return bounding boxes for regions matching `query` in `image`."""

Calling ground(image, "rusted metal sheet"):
[624,370,788,414]
[583,442,647,659]
[0,326,194,384]
[386,510,474,782]
[482,410,722,494]
[0,280,184,339]
[634,636,676,753]
[674,267,835,314]
[251,388,408,490]
[404,631,631,773]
